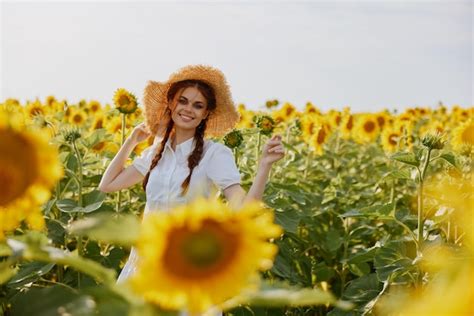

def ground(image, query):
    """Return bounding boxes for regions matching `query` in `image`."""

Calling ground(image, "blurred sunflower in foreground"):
[377,171,474,316]
[0,107,63,239]
[129,197,282,314]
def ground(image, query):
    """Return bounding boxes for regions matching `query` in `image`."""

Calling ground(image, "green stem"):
[116,114,127,213]
[72,139,84,287]
[417,148,432,250]
[255,133,262,172]
[303,150,312,180]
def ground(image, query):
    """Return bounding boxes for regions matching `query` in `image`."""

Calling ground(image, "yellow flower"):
[353,114,380,144]
[87,100,102,114]
[380,128,401,153]
[340,109,354,140]
[272,102,297,125]
[309,121,330,155]
[91,114,106,130]
[378,172,474,316]
[129,197,282,314]
[113,88,138,114]
[451,119,474,151]
[25,100,46,118]
[68,108,88,126]
[0,109,63,239]
[304,102,321,115]
[300,114,317,142]
[327,110,343,130]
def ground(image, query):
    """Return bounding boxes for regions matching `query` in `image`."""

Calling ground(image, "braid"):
[142,118,174,192]
[180,119,207,196]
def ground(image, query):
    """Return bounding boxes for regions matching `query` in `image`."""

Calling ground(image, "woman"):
[98,65,285,313]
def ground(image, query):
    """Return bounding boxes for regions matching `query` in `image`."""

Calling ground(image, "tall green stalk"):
[417,148,432,250]
[72,139,83,287]
[116,113,126,213]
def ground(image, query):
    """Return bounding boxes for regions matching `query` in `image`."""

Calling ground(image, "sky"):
[1,0,472,112]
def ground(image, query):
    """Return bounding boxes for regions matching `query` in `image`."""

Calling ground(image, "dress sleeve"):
[206,143,241,190]
[132,142,159,176]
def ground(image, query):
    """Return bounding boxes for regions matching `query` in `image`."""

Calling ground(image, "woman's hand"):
[128,123,152,145]
[260,134,285,166]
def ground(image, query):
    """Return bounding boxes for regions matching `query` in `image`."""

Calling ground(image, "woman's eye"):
[179,99,186,104]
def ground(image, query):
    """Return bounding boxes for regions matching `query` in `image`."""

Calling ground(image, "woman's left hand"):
[261,134,285,166]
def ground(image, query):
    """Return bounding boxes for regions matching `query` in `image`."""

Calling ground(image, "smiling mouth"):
[179,113,194,121]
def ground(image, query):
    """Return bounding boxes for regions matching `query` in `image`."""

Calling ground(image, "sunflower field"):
[0,93,473,316]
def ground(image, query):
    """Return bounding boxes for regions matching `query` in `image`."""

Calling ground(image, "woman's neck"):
[171,128,195,150]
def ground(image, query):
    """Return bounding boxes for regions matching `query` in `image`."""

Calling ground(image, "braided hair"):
[141,80,217,195]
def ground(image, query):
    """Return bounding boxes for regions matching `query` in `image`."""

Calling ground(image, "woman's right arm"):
[98,123,151,193]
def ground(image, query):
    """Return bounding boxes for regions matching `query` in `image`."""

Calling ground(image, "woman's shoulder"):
[203,139,232,157]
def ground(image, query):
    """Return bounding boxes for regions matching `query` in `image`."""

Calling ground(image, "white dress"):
[117,136,241,315]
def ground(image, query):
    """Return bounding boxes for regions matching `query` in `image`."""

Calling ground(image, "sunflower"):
[236,104,255,129]
[327,110,343,130]
[309,122,330,155]
[87,100,102,114]
[0,109,63,239]
[272,102,297,125]
[25,100,46,118]
[68,108,88,126]
[223,130,244,149]
[340,109,354,140]
[91,114,106,130]
[304,102,321,115]
[381,128,401,153]
[129,197,282,314]
[353,114,380,144]
[255,115,275,135]
[300,115,317,142]
[113,88,138,114]
[451,119,474,152]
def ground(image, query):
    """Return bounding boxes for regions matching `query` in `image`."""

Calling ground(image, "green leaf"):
[7,261,55,287]
[6,237,116,285]
[9,286,96,316]
[56,198,81,213]
[348,262,371,277]
[56,191,106,214]
[388,169,411,180]
[68,212,140,246]
[0,259,17,284]
[82,190,106,213]
[342,273,383,304]
[274,209,300,234]
[374,241,416,282]
[390,152,420,167]
[221,280,352,311]
[439,152,458,168]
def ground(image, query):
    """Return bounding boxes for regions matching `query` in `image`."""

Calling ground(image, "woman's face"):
[170,86,209,132]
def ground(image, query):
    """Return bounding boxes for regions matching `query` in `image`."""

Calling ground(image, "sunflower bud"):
[63,128,81,143]
[113,88,138,114]
[255,115,275,136]
[223,129,243,149]
[422,133,444,150]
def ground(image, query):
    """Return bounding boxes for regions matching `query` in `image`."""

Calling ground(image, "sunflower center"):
[0,130,37,206]
[461,124,474,145]
[388,133,398,146]
[317,128,326,144]
[118,95,130,106]
[163,220,238,280]
[363,121,376,133]
[73,114,83,123]
[346,116,353,130]
[377,116,385,128]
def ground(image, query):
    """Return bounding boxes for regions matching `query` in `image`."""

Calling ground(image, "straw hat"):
[143,64,240,138]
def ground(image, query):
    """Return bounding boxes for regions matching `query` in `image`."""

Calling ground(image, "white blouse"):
[132,135,241,215]
[117,136,241,293]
